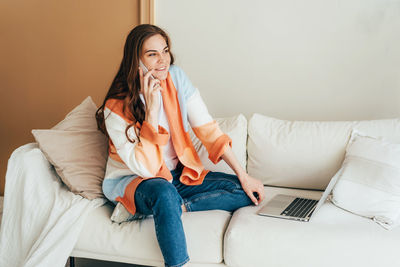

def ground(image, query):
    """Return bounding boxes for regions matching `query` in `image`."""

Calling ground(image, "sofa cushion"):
[31,96,108,199]
[189,114,247,175]
[247,113,400,190]
[331,130,400,230]
[224,186,400,267]
[72,203,231,266]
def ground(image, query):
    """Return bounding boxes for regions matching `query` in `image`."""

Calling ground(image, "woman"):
[96,24,265,267]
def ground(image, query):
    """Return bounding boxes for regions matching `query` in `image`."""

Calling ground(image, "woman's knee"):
[138,178,182,207]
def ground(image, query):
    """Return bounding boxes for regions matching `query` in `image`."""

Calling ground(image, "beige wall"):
[0,0,140,195]
[156,0,400,121]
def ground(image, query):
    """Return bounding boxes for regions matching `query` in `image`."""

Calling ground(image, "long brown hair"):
[95,24,174,143]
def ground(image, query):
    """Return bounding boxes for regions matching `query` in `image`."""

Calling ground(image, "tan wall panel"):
[0,0,140,195]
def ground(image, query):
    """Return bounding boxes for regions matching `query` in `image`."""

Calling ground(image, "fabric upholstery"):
[331,130,400,229]
[224,186,400,267]
[247,113,400,189]
[73,203,231,266]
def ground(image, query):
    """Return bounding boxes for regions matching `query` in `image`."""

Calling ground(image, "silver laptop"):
[258,171,340,222]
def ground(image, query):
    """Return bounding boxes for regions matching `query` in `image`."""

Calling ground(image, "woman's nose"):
[158,53,167,63]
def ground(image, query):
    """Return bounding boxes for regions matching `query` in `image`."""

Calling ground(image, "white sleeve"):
[186,88,214,128]
[104,107,154,178]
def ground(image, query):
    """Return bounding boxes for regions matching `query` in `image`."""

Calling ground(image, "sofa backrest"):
[247,113,400,190]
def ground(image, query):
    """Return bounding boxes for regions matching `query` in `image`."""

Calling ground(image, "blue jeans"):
[134,164,253,267]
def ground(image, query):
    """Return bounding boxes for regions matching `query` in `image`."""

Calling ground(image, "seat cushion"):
[224,186,400,267]
[72,202,231,266]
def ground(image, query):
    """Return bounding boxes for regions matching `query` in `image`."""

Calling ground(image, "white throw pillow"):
[331,131,400,230]
[247,113,400,190]
[189,114,247,175]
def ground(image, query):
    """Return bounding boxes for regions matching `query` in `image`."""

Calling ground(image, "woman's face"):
[140,34,171,80]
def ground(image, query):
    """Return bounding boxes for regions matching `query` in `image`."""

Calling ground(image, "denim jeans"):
[134,163,253,267]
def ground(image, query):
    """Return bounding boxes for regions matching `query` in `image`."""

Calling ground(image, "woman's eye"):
[149,53,156,56]
[164,49,169,53]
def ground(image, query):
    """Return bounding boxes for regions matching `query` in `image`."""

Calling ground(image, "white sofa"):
[68,113,400,267]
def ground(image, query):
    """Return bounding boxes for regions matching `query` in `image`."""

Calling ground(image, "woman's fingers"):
[247,191,258,205]
[140,68,155,94]
[242,177,265,206]
[147,79,161,100]
[143,69,155,85]
[249,187,264,206]
[144,76,161,113]
[253,182,265,204]
[245,189,259,206]
[138,67,162,113]
[148,78,161,91]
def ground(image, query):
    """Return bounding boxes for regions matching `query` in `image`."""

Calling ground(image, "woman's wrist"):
[236,169,248,182]
[145,110,159,131]
[221,147,248,181]
[145,107,158,116]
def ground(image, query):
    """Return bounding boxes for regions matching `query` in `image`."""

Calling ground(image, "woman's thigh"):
[135,178,183,215]
[174,171,253,212]
[174,171,242,199]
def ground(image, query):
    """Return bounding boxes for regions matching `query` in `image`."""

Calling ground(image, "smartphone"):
[139,60,155,80]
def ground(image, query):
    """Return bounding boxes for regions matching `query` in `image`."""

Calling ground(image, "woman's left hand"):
[239,174,265,205]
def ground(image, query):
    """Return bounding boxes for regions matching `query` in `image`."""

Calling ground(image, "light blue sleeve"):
[169,65,197,101]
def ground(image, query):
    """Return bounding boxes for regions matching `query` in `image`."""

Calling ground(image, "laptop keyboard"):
[280,197,318,218]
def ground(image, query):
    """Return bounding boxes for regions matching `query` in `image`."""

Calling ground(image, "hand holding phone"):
[138,60,161,124]
[139,60,155,80]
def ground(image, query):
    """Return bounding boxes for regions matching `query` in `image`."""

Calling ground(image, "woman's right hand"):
[139,67,162,126]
